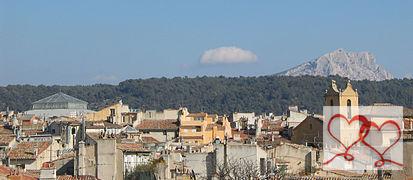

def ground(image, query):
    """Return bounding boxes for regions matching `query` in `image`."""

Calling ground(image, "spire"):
[330,80,339,93]
[343,79,357,95]
[346,80,352,89]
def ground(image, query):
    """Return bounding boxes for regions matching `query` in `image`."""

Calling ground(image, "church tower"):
[324,80,358,107]
[324,80,360,148]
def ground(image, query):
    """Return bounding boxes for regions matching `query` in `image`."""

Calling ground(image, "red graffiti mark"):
[323,114,369,165]
[361,120,403,167]
[323,114,403,168]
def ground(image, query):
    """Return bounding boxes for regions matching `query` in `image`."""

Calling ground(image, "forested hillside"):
[0,76,412,114]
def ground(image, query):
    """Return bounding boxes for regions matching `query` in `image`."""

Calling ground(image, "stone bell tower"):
[324,80,358,107]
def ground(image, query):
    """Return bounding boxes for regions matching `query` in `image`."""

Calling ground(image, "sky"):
[0,1,412,85]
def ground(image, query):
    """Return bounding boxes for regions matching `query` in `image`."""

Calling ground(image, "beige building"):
[136,119,179,143]
[179,108,232,145]
[131,108,180,127]
[85,100,130,124]
[291,80,359,147]
[291,116,323,146]
[75,132,152,180]
[232,112,256,130]
[7,141,53,170]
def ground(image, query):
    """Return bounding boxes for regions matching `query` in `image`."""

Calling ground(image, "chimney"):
[40,162,56,180]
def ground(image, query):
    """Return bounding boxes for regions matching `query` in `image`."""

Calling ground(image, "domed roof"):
[33,92,87,105]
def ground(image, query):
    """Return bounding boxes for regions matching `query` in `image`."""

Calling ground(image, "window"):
[309,123,313,130]
[196,126,202,132]
[347,99,352,118]
[110,109,116,116]
[330,99,334,106]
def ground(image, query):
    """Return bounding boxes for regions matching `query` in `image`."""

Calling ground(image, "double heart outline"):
[323,113,403,168]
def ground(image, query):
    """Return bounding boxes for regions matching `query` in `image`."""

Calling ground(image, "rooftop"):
[0,125,13,135]
[8,141,51,160]
[117,143,149,152]
[0,165,37,180]
[187,113,207,117]
[141,136,159,144]
[0,135,15,146]
[32,92,88,108]
[85,121,122,129]
[136,119,178,131]
[57,175,101,180]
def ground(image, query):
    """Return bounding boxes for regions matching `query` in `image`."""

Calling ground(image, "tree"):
[125,159,163,180]
[214,158,260,180]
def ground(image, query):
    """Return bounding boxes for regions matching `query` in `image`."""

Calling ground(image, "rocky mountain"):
[277,48,394,81]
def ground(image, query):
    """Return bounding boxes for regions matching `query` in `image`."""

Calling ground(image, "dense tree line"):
[0,75,412,115]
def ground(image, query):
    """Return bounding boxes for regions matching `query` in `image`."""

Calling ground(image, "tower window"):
[330,99,334,106]
[347,99,352,118]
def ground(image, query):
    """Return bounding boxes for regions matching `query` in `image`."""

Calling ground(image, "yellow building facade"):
[324,80,360,147]
[324,80,359,107]
[178,108,232,145]
[85,101,130,124]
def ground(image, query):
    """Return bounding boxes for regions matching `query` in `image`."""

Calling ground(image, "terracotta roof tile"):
[0,135,15,146]
[0,165,37,180]
[136,119,178,130]
[8,141,51,160]
[261,120,284,131]
[181,136,203,140]
[141,136,159,144]
[57,175,101,180]
[0,125,13,135]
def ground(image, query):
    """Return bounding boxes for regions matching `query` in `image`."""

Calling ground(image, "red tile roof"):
[57,175,101,180]
[136,119,178,130]
[0,165,37,180]
[0,125,13,135]
[8,141,51,160]
[0,135,15,146]
[181,136,203,140]
[23,129,44,136]
[232,130,249,140]
[141,136,159,144]
[261,120,284,131]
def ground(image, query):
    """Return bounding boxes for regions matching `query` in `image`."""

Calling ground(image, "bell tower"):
[339,80,358,107]
[324,80,358,107]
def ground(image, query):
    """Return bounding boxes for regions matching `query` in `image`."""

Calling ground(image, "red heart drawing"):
[323,114,369,165]
[361,120,403,167]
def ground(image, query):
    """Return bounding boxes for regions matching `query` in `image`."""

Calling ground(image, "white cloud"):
[200,46,257,64]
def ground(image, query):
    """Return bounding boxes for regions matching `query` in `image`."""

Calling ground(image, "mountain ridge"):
[277,48,394,81]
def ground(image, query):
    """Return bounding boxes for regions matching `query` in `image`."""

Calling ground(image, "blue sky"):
[0,1,412,85]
